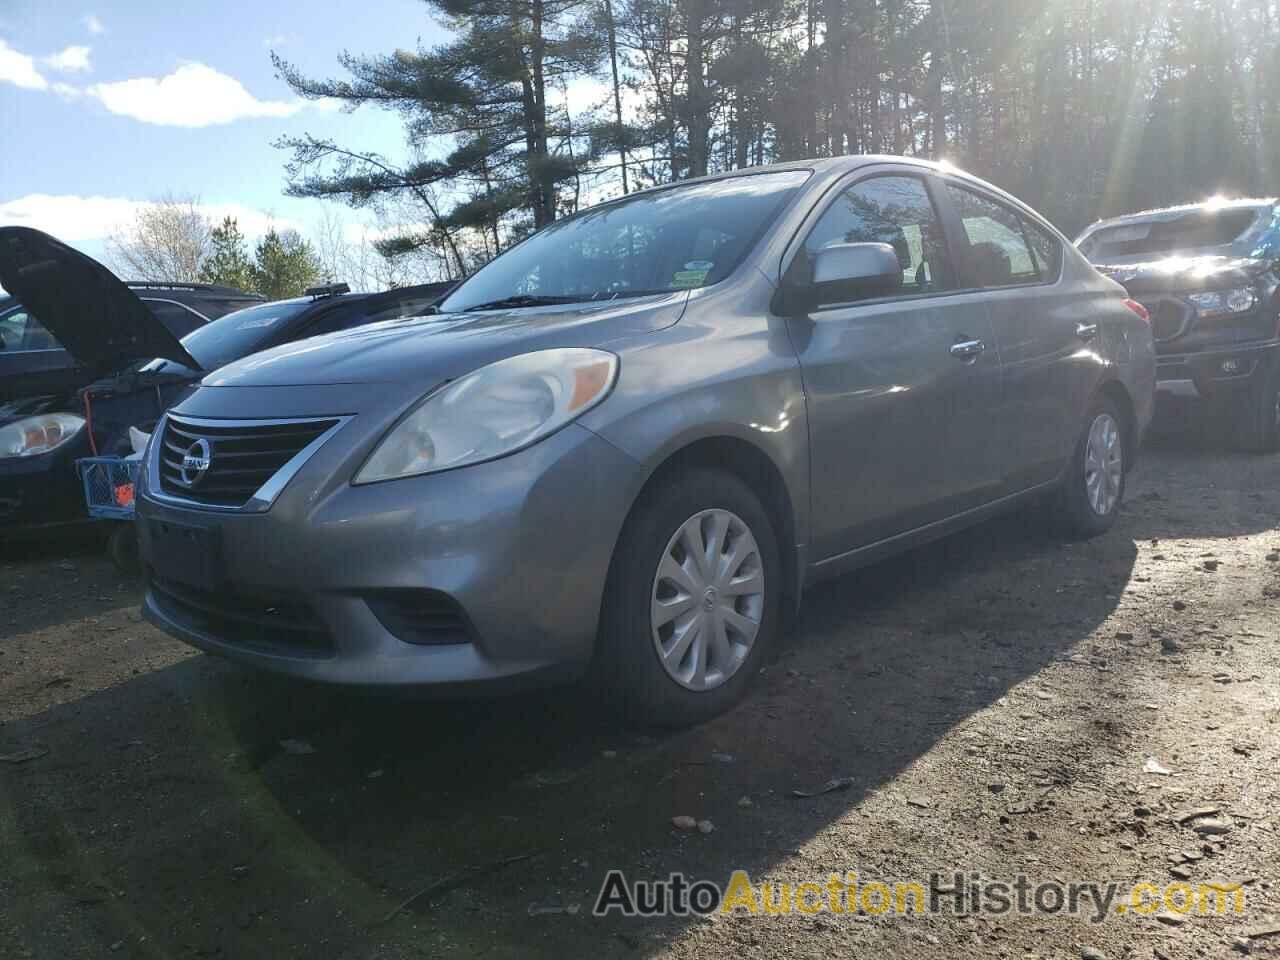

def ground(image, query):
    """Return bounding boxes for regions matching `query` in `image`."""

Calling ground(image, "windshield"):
[150,300,310,372]
[1078,205,1270,263]
[440,170,811,312]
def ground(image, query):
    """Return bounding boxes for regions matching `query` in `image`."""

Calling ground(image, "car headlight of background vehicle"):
[1186,287,1257,319]
[0,413,86,459]
[354,348,619,483]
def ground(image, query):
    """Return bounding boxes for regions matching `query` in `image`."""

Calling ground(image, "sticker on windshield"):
[672,270,709,289]
[684,260,715,271]
[237,315,281,329]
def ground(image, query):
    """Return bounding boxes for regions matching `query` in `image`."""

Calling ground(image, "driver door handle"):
[950,338,986,360]
[1076,321,1100,341]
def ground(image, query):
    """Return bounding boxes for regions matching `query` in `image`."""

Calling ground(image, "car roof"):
[1084,198,1277,233]
[621,154,956,195]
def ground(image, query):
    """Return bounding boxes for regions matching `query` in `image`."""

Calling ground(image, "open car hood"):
[0,226,201,374]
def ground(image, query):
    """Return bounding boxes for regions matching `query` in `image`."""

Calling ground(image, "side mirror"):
[776,242,905,315]
[811,242,903,306]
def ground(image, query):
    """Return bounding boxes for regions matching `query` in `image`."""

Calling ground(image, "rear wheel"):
[1053,396,1127,539]
[1234,363,1280,453]
[595,468,781,727]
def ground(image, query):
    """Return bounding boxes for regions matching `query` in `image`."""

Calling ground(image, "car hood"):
[204,292,689,388]
[1094,255,1272,295]
[0,226,201,374]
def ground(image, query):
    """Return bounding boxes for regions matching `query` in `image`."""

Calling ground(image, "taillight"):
[1123,299,1150,324]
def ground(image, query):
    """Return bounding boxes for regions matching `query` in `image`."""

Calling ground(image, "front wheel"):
[1053,397,1127,539]
[107,523,141,575]
[1234,364,1280,453]
[594,468,782,727]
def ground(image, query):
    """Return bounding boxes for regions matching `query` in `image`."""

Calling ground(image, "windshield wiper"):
[461,295,584,312]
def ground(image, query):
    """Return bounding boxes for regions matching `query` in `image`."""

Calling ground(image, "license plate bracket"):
[148,519,222,591]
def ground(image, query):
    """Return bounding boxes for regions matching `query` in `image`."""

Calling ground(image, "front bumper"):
[1155,339,1280,401]
[0,431,91,532]
[138,422,642,690]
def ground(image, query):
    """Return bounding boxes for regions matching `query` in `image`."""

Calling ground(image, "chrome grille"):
[158,415,340,508]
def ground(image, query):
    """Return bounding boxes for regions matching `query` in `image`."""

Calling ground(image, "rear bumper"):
[1155,339,1279,401]
[137,422,642,690]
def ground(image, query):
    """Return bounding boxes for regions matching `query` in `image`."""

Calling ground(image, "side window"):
[142,300,208,339]
[946,185,1040,288]
[0,309,59,351]
[1023,219,1064,281]
[801,175,954,301]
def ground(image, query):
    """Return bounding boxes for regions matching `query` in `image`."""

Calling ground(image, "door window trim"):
[934,178,1066,291]
[139,297,215,324]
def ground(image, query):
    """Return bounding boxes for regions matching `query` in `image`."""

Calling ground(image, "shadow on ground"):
[0,492,1139,958]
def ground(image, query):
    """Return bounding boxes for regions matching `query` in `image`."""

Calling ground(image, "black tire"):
[594,467,782,727]
[1234,364,1280,453]
[107,523,141,575]
[1053,395,1127,539]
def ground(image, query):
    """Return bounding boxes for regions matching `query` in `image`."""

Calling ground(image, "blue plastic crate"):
[77,457,142,521]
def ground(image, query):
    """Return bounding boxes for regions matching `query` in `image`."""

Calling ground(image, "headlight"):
[1186,287,1257,318]
[0,413,86,459]
[354,348,618,483]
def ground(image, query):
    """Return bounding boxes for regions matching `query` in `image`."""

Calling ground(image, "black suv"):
[1076,199,1280,450]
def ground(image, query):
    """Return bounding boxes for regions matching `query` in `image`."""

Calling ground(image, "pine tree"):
[198,217,256,292]
[272,0,604,263]
[252,229,322,300]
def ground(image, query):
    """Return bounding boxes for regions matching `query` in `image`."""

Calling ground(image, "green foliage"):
[272,0,1280,265]
[274,0,606,269]
[252,229,323,300]
[198,217,256,292]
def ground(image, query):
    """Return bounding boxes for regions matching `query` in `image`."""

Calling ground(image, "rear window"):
[142,300,208,340]
[1079,207,1265,261]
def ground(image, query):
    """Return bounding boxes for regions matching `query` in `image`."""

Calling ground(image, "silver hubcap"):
[651,509,764,692]
[1084,413,1123,516]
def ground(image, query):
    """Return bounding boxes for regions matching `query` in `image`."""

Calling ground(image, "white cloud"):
[51,81,82,99]
[0,37,47,90]
[85,62,305,127]
[82,14,105,35]
[0,194,298,245]
[44,45,92,73]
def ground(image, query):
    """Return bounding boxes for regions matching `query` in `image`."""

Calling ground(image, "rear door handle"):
[950,338,986,360]
[1076,322,1100,341]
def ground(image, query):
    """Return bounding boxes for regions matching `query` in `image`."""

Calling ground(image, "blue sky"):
[0,0,453,261]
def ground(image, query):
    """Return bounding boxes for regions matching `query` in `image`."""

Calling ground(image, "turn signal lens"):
[1122,299,1150,324]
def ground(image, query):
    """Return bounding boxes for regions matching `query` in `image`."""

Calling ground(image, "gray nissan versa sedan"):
[135,157,1155,724]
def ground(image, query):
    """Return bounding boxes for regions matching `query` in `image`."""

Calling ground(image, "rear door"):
[938,180,1087,490]
[784,169,1004,561]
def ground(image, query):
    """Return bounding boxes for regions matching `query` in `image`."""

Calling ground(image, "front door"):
[784,171,1004,562]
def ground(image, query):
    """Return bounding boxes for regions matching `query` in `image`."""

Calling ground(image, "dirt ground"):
[2,427,1278,960]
